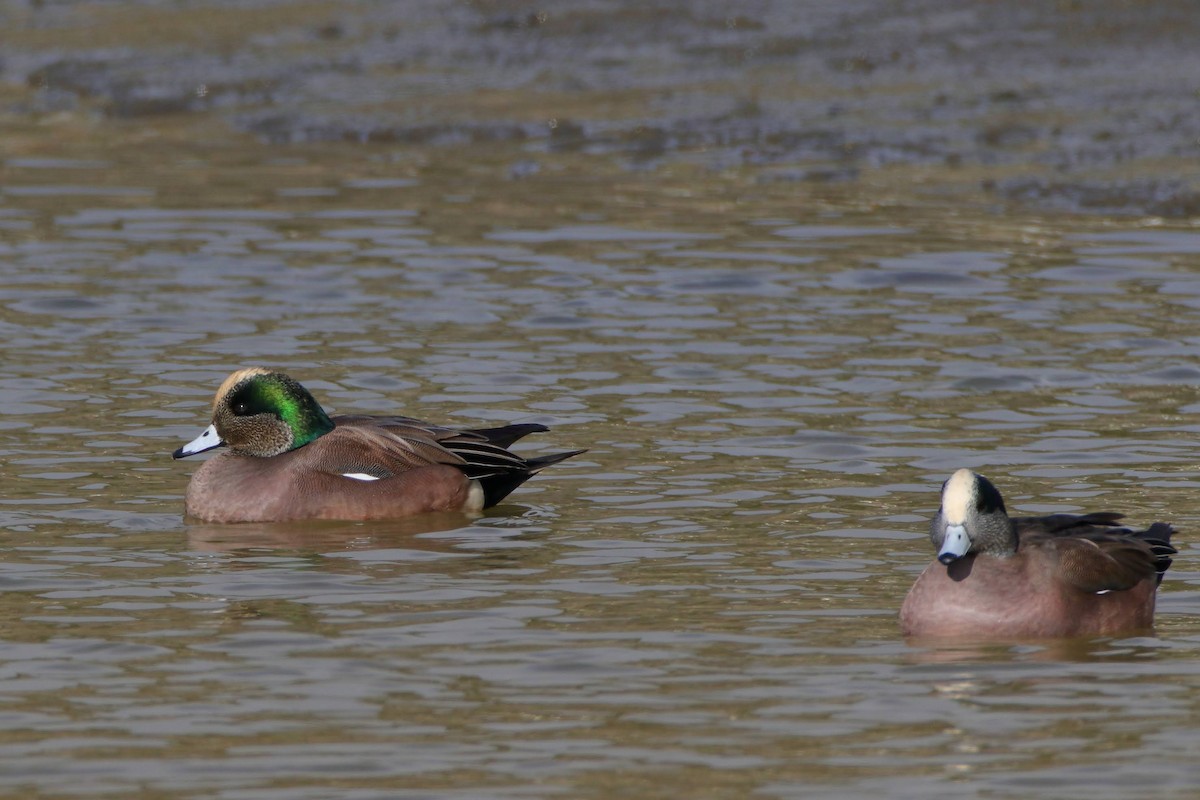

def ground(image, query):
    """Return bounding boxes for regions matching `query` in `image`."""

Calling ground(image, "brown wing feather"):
[1017,513,1177,588]
[334,415,461,440]
[316,414,583,509]
[306,423,465,478]
[332,415,546,449]
[1014,512,1125,536]
[1029,531,1159,593]
[327,415,553,477]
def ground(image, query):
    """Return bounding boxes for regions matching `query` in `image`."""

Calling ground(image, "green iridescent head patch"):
[227,372,334,449]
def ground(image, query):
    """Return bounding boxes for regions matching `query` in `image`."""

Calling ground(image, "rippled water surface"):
[5,2,1200,798]
[3,141,1200,799]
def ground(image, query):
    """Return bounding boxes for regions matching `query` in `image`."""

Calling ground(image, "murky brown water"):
[3,1,1200,798]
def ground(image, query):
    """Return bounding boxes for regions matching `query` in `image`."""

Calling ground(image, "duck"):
[899,468,1175,639]
[172,367,585,523]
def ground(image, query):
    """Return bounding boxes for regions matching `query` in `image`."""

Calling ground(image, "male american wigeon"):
[900,469,1176,639]
[172,368,585,523]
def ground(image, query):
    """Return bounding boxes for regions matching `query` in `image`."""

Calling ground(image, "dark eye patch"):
[228,383,275,418]
[974,474,1008,515]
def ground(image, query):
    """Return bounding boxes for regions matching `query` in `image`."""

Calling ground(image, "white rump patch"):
[342,472,381,481]
[465,480,486,512]
[941,468,976,525]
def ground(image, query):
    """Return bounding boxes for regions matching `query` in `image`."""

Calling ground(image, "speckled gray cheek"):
[928,509,947,548]
[975,513,1020,558]
[220,412,295,458]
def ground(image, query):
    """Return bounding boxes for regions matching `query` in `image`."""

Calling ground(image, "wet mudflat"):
[2,1,1200,798]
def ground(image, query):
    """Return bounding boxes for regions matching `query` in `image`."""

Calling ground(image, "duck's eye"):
[233,402,250,416]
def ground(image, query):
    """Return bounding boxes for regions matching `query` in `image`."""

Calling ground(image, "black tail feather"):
[524,448,588,473]
[1141,522,1176,584]
[476,473,534,509]
[442,419,584,508]
[465,423,550,449]
[461,448,587,508]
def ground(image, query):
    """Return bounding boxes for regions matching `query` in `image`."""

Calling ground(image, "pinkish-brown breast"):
[899,553,1158,639]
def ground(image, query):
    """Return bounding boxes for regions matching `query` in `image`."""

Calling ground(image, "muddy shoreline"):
[2,0,1198,216]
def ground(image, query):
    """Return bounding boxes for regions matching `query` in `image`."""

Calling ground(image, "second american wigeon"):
[172,368,585,523]
[900,469,1176,639]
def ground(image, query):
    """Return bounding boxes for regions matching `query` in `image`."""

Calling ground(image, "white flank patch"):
[941,468,976,525]
[342,472,381,481]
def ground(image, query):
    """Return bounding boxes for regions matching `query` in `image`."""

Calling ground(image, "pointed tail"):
[474,448,587,508]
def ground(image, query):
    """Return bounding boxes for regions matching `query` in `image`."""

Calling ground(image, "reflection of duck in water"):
[901,469,1175,639]
[184,511,482,554]
[173,368,584,523]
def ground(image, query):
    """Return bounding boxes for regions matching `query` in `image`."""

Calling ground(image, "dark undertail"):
[469,448,587,509]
